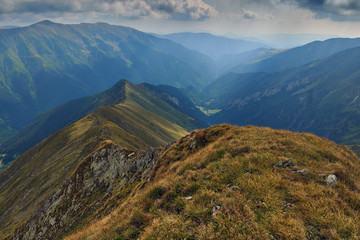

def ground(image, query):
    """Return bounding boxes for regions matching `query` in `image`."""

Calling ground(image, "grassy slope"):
[0,80,127,168]
[206,46,360,145]
[125,83,206,131]
[67,124,360,240]
[0,79,205,171]
[0,21,214,141]
[0,94,188,238]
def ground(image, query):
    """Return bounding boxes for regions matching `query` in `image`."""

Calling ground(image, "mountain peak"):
[114,79,132,87]
[35,20,57,26]
[105,79,132,98]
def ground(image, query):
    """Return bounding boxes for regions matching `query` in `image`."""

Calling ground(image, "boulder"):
[274,158,294,168]
[295,168,310,174]
[325,174,337,187]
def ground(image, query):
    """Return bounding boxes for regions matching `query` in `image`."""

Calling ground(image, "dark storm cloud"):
[0,0,78,13]
[291,0,360,21]
[208,0,360,21]
[0,0,218,20]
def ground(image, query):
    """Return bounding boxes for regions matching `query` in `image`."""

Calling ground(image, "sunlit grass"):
[196,106,221,116]
[0,91,189,239]
[67,124,360,240]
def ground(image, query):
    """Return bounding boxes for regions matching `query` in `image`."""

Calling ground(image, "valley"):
[0,19,360,240]
[0,20,214,142]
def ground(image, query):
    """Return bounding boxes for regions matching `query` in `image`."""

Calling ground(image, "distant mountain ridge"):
[215,48,283,75]
[205,45,360,145]
[0,79,207,171]
[0,20,214,142]
[161,32,270,60]
[0,78,197,238]
[230,38,360,74]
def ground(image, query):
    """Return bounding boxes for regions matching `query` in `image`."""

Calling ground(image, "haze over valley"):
[1,0,360,239]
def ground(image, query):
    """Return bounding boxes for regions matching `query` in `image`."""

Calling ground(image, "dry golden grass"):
[0,99,189,239]
[66,124,360,240]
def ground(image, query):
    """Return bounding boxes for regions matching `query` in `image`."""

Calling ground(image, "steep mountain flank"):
[12,142,161,239]
[0,20,214,141]
[0,81,190,237]
[59,124,360,239]
[0,79,206,171]
[206,46,360,145]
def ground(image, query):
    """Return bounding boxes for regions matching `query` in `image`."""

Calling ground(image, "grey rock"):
[13,144,161,240]
[184,196,193,200]
[274,158,294,168]
[212,205,221,217]
[229,186,241,191]
[283,201,293,208]
[189,138,197,149]
[296,168,310,174]
[326,174,337,187]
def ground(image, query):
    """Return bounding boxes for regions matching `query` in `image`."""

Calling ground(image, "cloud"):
[241,8,257,19]
[207,0,360,21]
[0,0,218,20]
[227,8,258,20]
[151,0,218,20]
[290,0,360,21]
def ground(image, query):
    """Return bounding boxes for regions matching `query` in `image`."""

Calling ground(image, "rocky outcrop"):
[12,142,161,240]
[274,158,294,168]
[325,174,337,187]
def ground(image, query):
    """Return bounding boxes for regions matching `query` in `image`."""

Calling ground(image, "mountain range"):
[0,79,198,237]
[1,20,360,239]
[0,20,214,142]
[0,79,207,170]
[229,38,360,74]
[161,32,270,60]
[215,48,283,76]
[205,45,360,145]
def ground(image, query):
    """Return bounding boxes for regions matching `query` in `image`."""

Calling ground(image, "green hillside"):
[0,20,214,142]
[2,23,360,240]
[206,46,360,145]
[0,79,207,171]
[0,83,190,238]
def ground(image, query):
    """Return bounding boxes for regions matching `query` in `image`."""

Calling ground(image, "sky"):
[0,0,360,38]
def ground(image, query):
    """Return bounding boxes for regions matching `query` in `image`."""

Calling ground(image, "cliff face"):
[13,142,161,240]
